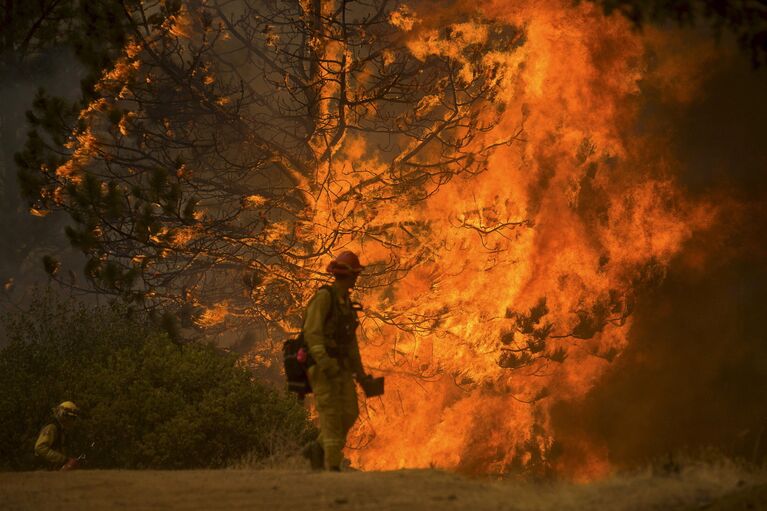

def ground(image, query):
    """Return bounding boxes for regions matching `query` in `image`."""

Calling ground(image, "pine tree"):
[16,1,521,339]
[1,0,135,297]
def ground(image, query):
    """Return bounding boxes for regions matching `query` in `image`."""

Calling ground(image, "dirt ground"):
[2,463,766,511]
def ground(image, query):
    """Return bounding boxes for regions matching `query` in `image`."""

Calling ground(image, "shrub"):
[0,291,314,470]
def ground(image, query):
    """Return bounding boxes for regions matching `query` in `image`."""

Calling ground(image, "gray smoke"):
[0,47,85,310]
[550,46,767,469]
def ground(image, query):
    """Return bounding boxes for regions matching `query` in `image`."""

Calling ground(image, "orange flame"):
[320,0,722,477]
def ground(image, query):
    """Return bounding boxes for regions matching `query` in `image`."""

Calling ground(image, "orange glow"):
[196,301,230,328]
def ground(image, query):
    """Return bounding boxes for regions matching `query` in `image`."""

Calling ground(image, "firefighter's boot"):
[301,440,324,471]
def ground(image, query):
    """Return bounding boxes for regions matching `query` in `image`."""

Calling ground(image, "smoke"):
[0,47,85,309]
[550,36,767,470]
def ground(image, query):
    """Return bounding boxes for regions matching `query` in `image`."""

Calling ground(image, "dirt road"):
[2,464,765,511]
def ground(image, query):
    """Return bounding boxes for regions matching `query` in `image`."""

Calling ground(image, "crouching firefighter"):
[301,251,369,472]
[35,401,82,470]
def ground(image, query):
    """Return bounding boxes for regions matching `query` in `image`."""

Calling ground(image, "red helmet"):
[326,251,364,276]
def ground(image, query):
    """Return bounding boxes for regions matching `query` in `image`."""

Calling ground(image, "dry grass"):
[228,426,311,471]
[530,458,766,511]
[4,453,764,511]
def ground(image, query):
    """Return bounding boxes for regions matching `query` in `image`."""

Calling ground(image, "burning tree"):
[17,0,521,339]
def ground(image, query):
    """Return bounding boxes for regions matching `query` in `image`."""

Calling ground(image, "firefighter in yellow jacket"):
[302,251,367,471]
[35,401,82,470]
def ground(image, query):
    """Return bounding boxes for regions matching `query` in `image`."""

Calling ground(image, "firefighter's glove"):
[60,458,79,471]
[319,357,341,378]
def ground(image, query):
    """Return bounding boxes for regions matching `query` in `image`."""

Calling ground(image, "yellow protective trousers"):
[307,365,359,469]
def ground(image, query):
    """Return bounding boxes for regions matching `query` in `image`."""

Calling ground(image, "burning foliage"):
[17,0,516,337]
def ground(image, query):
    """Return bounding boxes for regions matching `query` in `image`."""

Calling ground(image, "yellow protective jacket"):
[303,285,364,375]
[35,422,67,466]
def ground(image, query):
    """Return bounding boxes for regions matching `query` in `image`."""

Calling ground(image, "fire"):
[328,0,719,476]
[196,301,230,328]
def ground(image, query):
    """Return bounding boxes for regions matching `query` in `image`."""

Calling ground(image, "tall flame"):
[325,0,720,477]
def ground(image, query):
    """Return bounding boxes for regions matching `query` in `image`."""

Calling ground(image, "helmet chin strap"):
[333,274,358,293]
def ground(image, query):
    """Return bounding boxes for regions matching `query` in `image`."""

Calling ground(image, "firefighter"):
[35,401,81,470]
[302,251,367,471]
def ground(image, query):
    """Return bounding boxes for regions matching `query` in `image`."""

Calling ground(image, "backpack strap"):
[320,284,342,325]
[299,284,337,337]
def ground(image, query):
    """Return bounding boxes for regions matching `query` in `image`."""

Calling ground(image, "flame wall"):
[333,0,765,477]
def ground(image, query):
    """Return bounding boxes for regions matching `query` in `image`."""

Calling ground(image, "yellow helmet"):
[55,401,81,418]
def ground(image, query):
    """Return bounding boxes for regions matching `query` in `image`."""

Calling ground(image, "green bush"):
[0,291,314,470]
